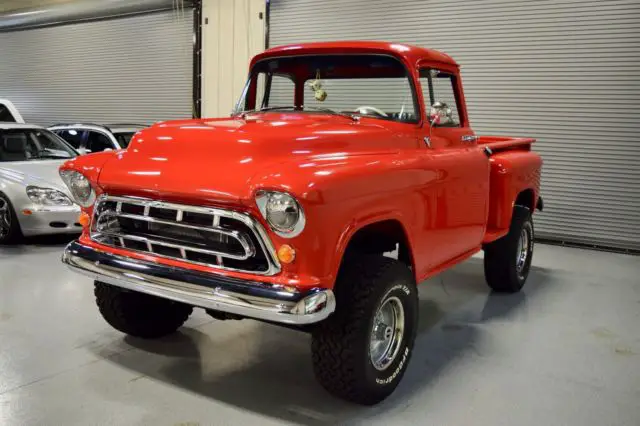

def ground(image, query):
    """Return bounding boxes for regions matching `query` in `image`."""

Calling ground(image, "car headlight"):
[255,190,305,237]
[26,186,73,206]
[59,170,96,207]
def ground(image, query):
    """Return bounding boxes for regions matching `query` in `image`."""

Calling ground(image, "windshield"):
[0,128,77,162]
[113,131,135,148]
[234,54,418,123]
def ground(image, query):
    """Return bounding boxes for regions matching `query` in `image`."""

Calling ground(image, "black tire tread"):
[484,205,532,293]
[95,282,192,339]
[0,193,23,244]
[312,255,416,405]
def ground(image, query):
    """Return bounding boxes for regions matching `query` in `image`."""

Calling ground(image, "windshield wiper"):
[234,105,298,117]
[31,154,71,160]
[31,150,71,159]
[235,105,357,122]
[300,106,358,122]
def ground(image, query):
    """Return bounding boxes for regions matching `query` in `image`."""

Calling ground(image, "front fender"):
[249,151,424,288]
[60,151,118,188]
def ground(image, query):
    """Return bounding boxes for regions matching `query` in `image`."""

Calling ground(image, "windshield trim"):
[235,53,421,126]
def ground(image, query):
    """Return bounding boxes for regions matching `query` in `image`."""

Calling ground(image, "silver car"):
[0,123,81,243]
[49,123,145,153]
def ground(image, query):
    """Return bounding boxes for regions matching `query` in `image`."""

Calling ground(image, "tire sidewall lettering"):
[371,283,415,387]
[375,346,409,385]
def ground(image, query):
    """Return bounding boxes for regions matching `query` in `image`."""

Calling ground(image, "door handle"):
[461,135,477,143]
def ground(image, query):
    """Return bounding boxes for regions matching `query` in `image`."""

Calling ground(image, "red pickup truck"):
[60,41,542,405]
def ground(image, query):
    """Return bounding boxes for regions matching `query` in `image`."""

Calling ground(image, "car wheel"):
[484,205,534,293]
[311,255,418,405]
[0,193,22,244]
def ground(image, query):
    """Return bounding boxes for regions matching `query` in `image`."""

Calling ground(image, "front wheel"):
[311,255,418,405]
[484,205,534,293]
[0,193,22,244]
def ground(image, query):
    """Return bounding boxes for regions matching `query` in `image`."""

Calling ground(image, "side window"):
[419,69,461,127]
[0,104,16,122]
[55,129,85,149]
[86,131,113,152]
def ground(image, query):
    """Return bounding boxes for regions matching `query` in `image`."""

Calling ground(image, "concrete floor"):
[0,237,638,426]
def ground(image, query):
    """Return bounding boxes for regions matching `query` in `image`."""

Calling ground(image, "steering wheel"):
[355,106,388,118]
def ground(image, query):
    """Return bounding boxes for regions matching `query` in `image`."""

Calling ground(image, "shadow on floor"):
[0,233,77,255]
[93,258,552,425]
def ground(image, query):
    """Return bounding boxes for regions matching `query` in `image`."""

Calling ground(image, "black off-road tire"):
[484,205,534,293]
[95,282,193,339]
[0,193,23,244]
[311,255,418,405]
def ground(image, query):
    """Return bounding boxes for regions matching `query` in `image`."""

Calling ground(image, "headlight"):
[26,186,73,206]
[255,190,305,237]
[59,170,96,207]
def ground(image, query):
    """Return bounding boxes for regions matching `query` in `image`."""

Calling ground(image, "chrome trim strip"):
[96,231,250,260]
[62,241,335,325]
[90,194,281,276]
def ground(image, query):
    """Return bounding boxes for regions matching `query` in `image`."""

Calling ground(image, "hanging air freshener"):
[307,70,327,102]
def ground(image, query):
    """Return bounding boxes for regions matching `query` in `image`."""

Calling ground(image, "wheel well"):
[515,189,535,211]
[342,220,414,270]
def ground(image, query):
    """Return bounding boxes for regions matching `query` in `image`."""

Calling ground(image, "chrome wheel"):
[516,226,530,276]
[370,296,405,371]
[0,196,11,239]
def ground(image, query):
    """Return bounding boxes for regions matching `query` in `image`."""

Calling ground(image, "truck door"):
[418,68,490,268]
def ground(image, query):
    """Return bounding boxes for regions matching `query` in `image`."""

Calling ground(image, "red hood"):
[97,113,409,204]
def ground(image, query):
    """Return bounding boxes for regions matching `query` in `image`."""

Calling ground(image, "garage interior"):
[1,0,639,425]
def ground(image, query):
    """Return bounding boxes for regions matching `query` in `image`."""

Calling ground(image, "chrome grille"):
[90,195,280,275]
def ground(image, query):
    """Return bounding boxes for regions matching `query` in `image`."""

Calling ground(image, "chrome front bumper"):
[62,241,336,325]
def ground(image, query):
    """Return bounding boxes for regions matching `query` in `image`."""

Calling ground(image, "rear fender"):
[487,150,542,231]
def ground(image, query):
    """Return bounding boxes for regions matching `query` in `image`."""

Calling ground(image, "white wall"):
[201,0,265,118]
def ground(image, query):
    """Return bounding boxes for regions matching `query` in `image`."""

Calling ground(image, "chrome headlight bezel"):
[26,186,74,206]
[255,190,305,238]
[59,170,96,208]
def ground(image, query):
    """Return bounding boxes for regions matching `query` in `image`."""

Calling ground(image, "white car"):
[49,123,145,153]
[0,123,81,243]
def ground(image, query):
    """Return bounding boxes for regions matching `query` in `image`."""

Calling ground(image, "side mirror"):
[429,102,453,126]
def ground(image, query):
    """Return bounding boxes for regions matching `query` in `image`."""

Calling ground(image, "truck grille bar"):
[90,195,280,275]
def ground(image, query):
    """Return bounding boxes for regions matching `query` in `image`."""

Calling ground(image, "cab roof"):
[253,41,458,68]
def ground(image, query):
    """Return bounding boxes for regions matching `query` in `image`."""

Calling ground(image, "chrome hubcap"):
[0,197,10,238]
[516,227,530,275]
[370,296,405,371]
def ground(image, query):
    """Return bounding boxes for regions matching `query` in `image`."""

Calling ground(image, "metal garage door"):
[270,0,640,251]
[0,9,193,126]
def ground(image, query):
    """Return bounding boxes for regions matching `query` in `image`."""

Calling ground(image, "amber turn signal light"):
[78,212,91,227]
[277,244,296,264]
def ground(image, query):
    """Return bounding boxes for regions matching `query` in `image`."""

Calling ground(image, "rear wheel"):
[484,206,534,292]
[95,282,193,339]
[0,193,22,244]
[311,255,418,405]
